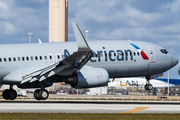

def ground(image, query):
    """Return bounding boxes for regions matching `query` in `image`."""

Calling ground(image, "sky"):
[0,0,179,79]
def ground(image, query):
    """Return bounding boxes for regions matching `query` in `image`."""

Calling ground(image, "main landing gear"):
[3,85,17,100]
[34,89,49,100]
[2,85,49,101]
[145,76,153,90]
[33,84,49,100]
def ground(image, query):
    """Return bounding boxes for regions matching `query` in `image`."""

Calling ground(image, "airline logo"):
[130,43,149,60]
[64,48,134,63]
[120,80,138,86]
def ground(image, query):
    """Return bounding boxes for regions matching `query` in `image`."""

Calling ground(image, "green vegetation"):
[178,67,180,75]
[0,113,180,120]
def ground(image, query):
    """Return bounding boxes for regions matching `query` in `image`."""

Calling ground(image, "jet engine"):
[65,68,109,88]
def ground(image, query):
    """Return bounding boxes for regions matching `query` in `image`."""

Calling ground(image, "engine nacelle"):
[66,68,109,88]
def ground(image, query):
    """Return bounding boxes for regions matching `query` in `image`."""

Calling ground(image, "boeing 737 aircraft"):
[0,23,178,100]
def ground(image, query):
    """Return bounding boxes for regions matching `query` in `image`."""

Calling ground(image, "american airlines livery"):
[0,23,178,100]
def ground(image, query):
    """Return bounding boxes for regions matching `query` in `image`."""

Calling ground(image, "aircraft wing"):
[21,22,93,84]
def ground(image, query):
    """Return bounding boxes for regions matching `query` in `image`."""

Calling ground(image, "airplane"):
[108,77,180,89]
[0,22,178,100]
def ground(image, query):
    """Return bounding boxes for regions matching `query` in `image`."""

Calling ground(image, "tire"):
[148,84,153,90]
[145,85,149,90]
[34,89,41,100]
[3,89,10,100]
[38,89,49,100]
[9,90,17,100]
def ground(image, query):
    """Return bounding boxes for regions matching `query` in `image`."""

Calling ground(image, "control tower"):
[49,0,68,42]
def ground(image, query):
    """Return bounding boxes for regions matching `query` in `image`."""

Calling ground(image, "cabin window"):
[92,53,95,57]
[57,55,60,59]
[62,55,64,59]
[13,57,16,61]
[0,58,2,62]
[137,52,140,56]
[4,58,6,62]
[31,56,33,60]
[134,52,136,56]
[35,56,38,60]
[9,58,11,62]
[114,53,116,57]
[126,53,128,56]
[18,57,21,61]
[93,53,98,57]
[44,56,47,60]
[22,57,25,61]
[130,52,132,56]
[105,53,107,57]
[39,56,42,60]
[101,53,103,57]
[49,56,52,59]
[26,57,29,61]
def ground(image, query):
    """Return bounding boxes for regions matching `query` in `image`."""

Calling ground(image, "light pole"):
[85,30,89,40]
[28,32,33,43]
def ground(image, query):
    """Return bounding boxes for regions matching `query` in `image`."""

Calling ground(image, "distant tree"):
[178,68,180,75]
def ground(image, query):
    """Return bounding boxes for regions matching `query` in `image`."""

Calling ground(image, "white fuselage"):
[0,40,178,85]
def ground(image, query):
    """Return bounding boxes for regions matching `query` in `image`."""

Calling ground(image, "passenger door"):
[147,46,155,63]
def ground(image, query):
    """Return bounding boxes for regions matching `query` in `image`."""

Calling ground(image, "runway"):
[0,101,180,113]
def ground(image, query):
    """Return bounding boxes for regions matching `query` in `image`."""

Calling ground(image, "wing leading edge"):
[21,22,93,85]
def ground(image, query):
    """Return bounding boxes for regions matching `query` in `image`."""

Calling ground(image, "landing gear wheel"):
[38,89,49,100]
[3,89,10,100]
[9,90,17,100]
[148,84,153,90]
[34,89,41,100]
[3,89,17,100]
[145,84,153,90]
[145,85,148,90]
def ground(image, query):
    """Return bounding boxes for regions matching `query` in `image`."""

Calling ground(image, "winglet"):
[38,38,42,44]
[72,22,91,51]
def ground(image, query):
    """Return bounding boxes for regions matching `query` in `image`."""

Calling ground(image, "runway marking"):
[121,107,149,113]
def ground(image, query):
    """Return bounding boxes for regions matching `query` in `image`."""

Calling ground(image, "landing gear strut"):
[145,76,153,90]
[33,84,49,100]
[3,85,17,100]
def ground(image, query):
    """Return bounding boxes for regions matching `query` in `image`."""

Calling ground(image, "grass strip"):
[0,113,180,120]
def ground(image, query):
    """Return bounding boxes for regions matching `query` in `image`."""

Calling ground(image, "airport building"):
[49,0,68,42]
